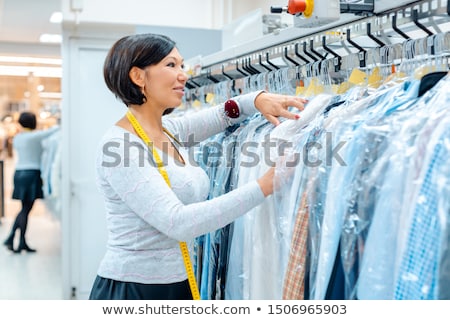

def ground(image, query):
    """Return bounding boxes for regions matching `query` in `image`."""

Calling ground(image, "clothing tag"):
[414,65,435,80]
[348,68,367,85]
[337,81,352,94]
[304,78,324,97]
[193,99,202,108]
[205,92,215,104]
[368,67,383,88]
[296,86,305,96]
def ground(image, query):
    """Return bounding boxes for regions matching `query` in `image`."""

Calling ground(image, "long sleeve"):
[163,91,263,147]
[97,126,266,242]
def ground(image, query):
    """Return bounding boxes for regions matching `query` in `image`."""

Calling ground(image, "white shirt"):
[95,91,267,284]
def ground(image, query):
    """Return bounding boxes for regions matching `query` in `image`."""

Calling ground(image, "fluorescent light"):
[39,92,62,99]
[0,56,61,65]
[50,11,63,23]
[39,34,62,44]
[0,65,62,78]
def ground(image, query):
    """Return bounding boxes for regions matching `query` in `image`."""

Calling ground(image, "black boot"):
[3,234,15,251]
[14,240,36,253]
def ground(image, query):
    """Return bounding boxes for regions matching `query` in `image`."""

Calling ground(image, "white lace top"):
[95,91,266,284]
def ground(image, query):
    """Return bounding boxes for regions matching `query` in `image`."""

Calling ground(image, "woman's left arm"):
[163,91,306,147]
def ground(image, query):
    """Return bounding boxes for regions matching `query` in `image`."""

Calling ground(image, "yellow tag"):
[331,84,340,94]
[383,71,408,85]
[205,93,215,104]
[368,67,383,88]
[337,81,352,94]
[348,68,367,85]
[296,86,305,96]
[193,100,202,108]
[413,65,435,80]
[303,78,325,97]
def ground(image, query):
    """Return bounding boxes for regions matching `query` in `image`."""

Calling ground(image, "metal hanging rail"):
[187,0,450,85]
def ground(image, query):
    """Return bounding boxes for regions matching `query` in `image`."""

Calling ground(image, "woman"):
[89,33,306,299]
[3,112,59,253]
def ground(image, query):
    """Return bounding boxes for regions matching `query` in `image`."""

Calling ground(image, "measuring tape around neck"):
[126,110,201,300]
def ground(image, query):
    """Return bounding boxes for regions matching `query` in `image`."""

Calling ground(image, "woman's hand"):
[254,92,307,126]
[257,167,275,197]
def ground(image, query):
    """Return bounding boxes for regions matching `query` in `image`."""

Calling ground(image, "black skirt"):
[89,275,193,300]
[12,169,44,202]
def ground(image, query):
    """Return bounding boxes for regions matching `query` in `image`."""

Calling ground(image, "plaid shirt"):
[282,192,309,299]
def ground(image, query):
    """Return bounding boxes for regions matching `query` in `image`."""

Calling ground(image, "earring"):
[141,86,147,103]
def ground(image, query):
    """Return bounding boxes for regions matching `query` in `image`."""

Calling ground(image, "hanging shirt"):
[13,125,60,170]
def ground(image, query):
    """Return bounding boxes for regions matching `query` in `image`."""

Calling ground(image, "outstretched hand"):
[254,92,307,126]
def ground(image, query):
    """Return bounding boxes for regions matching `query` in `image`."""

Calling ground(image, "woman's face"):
[143,47,188,109]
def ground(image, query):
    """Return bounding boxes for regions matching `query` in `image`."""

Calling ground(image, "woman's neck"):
[127,104,165,136]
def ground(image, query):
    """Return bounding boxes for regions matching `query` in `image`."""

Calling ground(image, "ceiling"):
[0,0,61,45]
[0,0,62,118]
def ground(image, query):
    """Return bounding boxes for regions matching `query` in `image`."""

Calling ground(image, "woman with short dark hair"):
[89,33,306,300]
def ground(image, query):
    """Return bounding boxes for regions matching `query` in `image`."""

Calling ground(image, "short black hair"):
[18,112,37,130]
[103,33,176,107]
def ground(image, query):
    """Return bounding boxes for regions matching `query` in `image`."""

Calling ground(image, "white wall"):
[61,24,133,299]
[62,0,217,29]
[61,0,292,30]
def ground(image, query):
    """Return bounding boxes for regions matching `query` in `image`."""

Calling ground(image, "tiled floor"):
[0,155,63,300]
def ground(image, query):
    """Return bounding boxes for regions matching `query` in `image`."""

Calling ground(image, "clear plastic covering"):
[192,73,450,300]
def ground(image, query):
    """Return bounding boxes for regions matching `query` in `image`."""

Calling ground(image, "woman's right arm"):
[97,136,269,242]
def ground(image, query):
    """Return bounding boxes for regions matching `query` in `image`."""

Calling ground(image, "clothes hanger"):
[322,35,342,72]
[221,65,234,80]
[235,60,249,77]
[284,46,300,66]
[247,57,261,74]
[367,22,386,48]
[309,39,326,60]
[294,42,311,64]
[295,43,312,78]
[412,9,435,55]
[259,54,273,72]
[346,28,367,68]
[302,41,319,62]
[206,69,220,83]
[266,52,280,70]
[241,58,254,75]
[392,14,410,40]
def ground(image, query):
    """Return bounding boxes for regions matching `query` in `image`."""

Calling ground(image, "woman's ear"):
[129,66,145,87]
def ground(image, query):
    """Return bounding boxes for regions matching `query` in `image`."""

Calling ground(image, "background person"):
[3,112,59,253]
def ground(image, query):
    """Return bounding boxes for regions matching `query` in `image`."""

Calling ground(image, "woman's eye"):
[167,62,176,67]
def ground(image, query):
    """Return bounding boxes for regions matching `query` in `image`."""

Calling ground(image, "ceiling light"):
[39,34,62,44]
[0,65,62,78]
[39,92,62,99]
[0,56,61,65]
[50,11,63,23]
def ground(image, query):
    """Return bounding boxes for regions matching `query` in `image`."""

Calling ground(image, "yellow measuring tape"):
[126,110,201,300]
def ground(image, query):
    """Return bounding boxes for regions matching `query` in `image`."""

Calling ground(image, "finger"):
[277,108,301,121]
[285,97,306,111]
[265,114,280,127]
